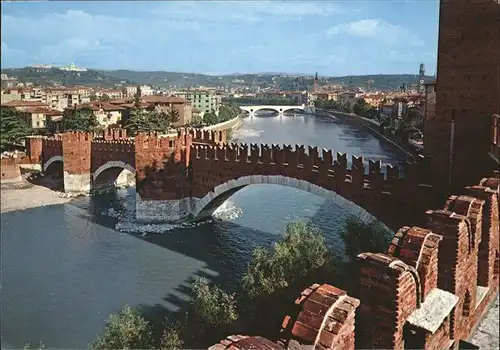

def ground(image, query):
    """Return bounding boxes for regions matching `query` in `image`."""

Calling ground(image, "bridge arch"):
[191,175,380,224]
[43,155,63,172]
[93,160,135,182]
[240,105,305,115]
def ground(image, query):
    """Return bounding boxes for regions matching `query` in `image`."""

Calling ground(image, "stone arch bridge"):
[239,105,305,115]
[25,127,440,231]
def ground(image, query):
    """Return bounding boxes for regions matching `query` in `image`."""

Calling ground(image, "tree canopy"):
[340,215,393,262]
[62,107,99,132]
[243,221,331,299]
[202,104,241,126]
[165,106,180,125]
[124,108,169,136]
[90,306,153,350]
[0,107,32,152]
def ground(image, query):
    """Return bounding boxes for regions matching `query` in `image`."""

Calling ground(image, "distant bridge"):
[239,105,305,115]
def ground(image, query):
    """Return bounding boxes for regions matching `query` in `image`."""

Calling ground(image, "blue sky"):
[1,1,439,76]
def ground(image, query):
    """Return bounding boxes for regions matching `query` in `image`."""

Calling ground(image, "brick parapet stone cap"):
[208,173,499,349]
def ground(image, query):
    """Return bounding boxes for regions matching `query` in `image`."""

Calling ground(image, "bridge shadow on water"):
[116,192,363,345]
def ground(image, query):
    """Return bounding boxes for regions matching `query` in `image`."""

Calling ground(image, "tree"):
[340,215,393,262]
[202,110,220,126]
[166,106,180,126]
[159,322,184,350]
[90,306,153,350]
[62,107,99,132]
[100,94,111,101]
[134,86,142,108]
[124,108,169,136]
[243,221,331,299]
[352,99,371,117]
[44,116,59,135]
[0,107,32,152]
[188,277,238,329]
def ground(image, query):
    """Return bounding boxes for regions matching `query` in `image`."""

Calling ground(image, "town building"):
[141,95,193,126]
[175,90,221,116]
[123,86,138,97]
[21,107,63,129]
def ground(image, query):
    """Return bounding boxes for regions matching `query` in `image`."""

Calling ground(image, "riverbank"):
[1,177,72,214]
[318,109,418,160]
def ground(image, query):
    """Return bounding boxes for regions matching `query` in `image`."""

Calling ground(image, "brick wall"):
[209,174,499,349]
[0,157,21,181]
[427,0,500,190]
[188,142,435,231]
[61,132,92,176]
[25,136,43,164]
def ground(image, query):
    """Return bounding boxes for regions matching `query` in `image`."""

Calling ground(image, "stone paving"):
[471,295,500,349]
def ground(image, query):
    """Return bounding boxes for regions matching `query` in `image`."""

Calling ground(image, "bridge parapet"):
[94,127,129,141]
[91,139,135,153]
[190,143,429,184]
[180,128,226,145]
[189,142,433,229]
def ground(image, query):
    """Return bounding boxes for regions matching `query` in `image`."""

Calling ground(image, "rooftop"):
[1,100,48,107]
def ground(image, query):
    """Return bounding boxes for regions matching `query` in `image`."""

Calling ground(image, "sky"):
[1,1,439,76]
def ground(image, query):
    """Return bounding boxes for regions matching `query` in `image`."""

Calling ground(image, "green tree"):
[202,110,220,125]
[0,107,32,152]
[352,99,371,117]
[134,86,142,108]
[159,321,184,350]
[243,221,331,299]
[188,277,238,329]
[90,306,153,350]
[340,215,393,262]
[124,108,161,136]
[62,107,99,132]
[44,116,60,135]
[100,93,111,101]
[166,106,180,126]
[89,93,97,101]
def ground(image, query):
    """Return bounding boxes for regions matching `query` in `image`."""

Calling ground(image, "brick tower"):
[425,0,500,192]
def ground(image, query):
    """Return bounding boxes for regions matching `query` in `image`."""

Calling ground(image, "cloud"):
[326,19,424,47]
[1,41,27,66]
[151,1,345,23]
[1,8,203,67]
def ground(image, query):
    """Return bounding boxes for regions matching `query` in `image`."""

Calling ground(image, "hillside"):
[101,70,433,91]
[1,67,135,88]
[2,66,434,92]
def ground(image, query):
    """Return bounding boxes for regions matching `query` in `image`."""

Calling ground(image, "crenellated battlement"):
[93,127,129,141]
[179,128,226,145]
[42,138,63,149]
[189,143,429,184]
[91,139,135,153]
[61,131,93,143]
[209,173,499,350]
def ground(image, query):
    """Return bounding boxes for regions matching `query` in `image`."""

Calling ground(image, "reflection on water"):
[0,113,408,349]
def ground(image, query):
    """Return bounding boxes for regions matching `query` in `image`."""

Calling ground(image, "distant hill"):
[2,66,434,92]
[1,67,135,88]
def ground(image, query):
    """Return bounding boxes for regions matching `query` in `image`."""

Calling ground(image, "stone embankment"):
[318,109,420,159]
[202,115,242,132]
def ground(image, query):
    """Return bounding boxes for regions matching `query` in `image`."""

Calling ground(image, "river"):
[0,112,408,349]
